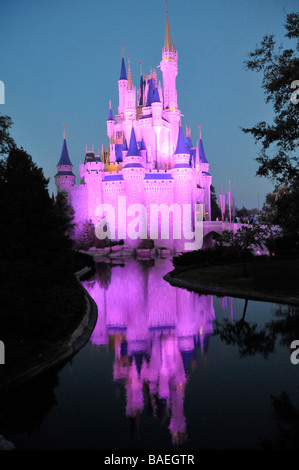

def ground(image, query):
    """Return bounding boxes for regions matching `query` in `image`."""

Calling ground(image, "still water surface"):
[1,258,299,450]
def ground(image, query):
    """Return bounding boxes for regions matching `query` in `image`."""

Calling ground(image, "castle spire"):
[126,126,141,157]
[174,122,187,155]
[107,100,114,121]
[164,0,173,52]
[198,126,209,164]
[57,130,73,167]
[127,56,133,90]
[120,44,127,80]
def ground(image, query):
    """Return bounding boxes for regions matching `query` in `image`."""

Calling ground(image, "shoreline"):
[0,266,98,395]
[163,268,299,307]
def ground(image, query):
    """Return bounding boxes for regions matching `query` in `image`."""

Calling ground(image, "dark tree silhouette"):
[0,114,15,156]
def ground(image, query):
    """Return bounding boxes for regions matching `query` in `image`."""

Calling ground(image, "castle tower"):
[107,100,115,139]
[124,57,136,122]
[171,124,194,251]
[198,129,212,221]
[159,2,180,155]
[151,86,163,169]
[122,127,146,243]
[107,100,116,164]
[55,127,75,193]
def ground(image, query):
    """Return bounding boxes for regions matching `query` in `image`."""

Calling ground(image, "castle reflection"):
[82,259,216,446]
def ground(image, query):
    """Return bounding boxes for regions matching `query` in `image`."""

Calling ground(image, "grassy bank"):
[170,256,299,304]
[0,251,95,387]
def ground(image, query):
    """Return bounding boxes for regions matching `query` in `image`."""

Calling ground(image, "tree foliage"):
[210,184,221,220]
[0,114,16,156]
[242,12,299,185]
[0,146,74,273]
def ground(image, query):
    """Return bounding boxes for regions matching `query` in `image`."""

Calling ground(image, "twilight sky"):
[0,0,298,209]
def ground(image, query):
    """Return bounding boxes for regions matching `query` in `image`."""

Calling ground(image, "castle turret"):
[198,129,212,221]
[123,127,146,243]
[172,124,190,167]
[123,126,144,168]
[107,100,115,139]
[171,124,194,251]
[151,86,163,169]
[55,128,75,193]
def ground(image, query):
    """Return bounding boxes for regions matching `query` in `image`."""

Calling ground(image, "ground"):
[166,256,299,306]
[0,256,97,394]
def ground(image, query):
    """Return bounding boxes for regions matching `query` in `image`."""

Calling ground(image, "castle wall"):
[144,173,175,250]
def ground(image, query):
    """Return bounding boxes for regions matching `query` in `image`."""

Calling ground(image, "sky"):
[0,0,298,209]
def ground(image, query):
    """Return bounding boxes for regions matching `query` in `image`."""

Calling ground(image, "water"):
[0,258,299,450]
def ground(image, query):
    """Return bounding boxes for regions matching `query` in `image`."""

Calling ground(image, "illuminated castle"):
[55,5,212,251]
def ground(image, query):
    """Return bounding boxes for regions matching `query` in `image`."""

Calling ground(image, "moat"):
[0,258,298,450]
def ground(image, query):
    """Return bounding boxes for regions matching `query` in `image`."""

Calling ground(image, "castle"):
[55,5,212,251]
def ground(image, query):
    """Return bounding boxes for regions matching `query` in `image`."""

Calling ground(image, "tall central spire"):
[164,0,172,52]
[127,56,133,90]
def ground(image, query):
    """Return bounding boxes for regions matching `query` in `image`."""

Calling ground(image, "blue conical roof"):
[139,138,147,151]
[174,125,188,155]
[199,137,208,164]
[57,138,73,166]
[120,57,127,80]
[146,78,155,106]
[107,106,114,121]
[115,143,123,162]
[152,87,161,103]
[185,136,193,152]
[123,138,128,151]
[126,127,141,157]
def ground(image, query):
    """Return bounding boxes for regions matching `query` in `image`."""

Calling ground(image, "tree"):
[210,184,221,220]
[242,12,299,247]
[236,206,249,219]
[242,12,299,186]
[53,190,75,240]
[0,146,74,270]
[0,114,16,156]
